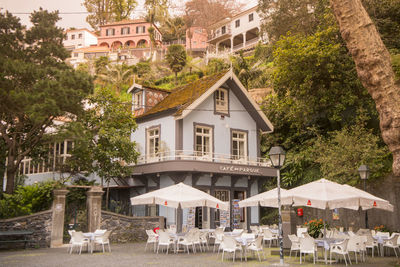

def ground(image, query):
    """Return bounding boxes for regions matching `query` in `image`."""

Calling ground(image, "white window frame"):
[134,91,143,110]
[215,88,228,115]
[194,125,212,158]
[235,19,240,28]
[249,13,254,22]
[146,126,160,160]
[231,130,247,161]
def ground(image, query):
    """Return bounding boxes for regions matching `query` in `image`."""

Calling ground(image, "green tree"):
[258,0,331,42]
[97,63,132,95]
[161,16,186,43]
[362,0,400,52]
[311,118,391,185]
[0,10,92,194]
[61,87,139,209]
[84,0,138,30]
[232,51,269,89]
[84,0,114,30]
[112,0,137,22]
[165,44,187,84]
[144,0,169,58]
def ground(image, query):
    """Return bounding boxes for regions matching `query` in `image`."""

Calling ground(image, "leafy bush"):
[0,181,56,219]
[260,208,278,225]
[304,219,326,238]
[374,224,390,233]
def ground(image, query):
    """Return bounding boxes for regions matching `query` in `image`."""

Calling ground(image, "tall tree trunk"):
[5,162,16,194]
[106,180,110,210]
[330,0,400,176]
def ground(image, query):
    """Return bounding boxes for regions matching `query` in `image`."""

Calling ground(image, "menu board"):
[187,207,196,230]
[232,199,241,229]
[220,209,230,228]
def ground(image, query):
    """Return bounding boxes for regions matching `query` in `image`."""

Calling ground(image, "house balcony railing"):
[133,150,272,167]
[208,26,232,43]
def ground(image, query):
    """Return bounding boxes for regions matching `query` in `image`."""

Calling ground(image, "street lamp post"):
[269,146,286,266]
[358,165,370,228]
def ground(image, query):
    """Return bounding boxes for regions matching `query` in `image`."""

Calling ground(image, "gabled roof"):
[127,83,171,94]
[139,71,228,118]
[138,70,274,133]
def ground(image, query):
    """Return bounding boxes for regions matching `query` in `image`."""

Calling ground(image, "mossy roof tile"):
[139,71,228,118]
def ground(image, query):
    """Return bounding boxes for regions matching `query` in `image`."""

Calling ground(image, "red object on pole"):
[297,208,303,216]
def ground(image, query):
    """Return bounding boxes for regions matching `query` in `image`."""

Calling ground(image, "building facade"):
[127,70,277,230]
[63,28,98,51]
[186,27,208,56]
[97,19,162,49]
[207,6,263,56]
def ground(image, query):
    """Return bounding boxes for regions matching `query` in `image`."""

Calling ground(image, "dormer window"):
[215,88,228,115]
[134,91,143,110]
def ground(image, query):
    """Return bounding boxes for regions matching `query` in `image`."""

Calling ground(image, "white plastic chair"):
[299,236,317,264]
[70,231,90,255]
[199,231,209,251]
[358,235,367,262]
[191,230,202,253]
[347,235,362,263]
[288,234,300,258]
[212,228,224,253]
[157,231,175,254]
[94,229,107,235]
[177,232,195,254]
[221,236,243,262]
[383,233,400,257]
[250,225,259,235]
[348,231,356,237]
[67,230,76,253]
[297,227,308,238]
[365,233,379,257]
[330,238,351,266]
[168,224,177,234]
[93,230,111,253]
[246,236,265,262]
[232,229,244,236]
[263,228,278,247]
[145,229,158,252]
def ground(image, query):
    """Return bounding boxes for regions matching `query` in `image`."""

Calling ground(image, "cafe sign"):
[219,165,261,174]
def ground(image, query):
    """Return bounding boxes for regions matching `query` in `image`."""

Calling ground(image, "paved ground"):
[1,242,399,267]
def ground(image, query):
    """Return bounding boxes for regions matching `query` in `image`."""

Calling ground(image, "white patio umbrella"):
[342,184,394,212]
[130,182,229,211]
[282,178,394,211]
[238,188,292,208]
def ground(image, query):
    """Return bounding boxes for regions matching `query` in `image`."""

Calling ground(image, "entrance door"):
[195,207,203,229]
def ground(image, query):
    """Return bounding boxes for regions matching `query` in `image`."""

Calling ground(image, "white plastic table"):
[315,238,344,264]
[83,232,104,253]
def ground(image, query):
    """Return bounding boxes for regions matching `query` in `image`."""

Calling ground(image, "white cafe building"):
[126,70,277,230]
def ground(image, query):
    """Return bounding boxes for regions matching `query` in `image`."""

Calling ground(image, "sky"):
[1,0,258,30]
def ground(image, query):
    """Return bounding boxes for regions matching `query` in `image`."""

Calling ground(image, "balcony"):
[208,26,232,44]
[130,150,277,177]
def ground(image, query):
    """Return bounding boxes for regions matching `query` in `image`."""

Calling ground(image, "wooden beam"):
[170,173,186,184]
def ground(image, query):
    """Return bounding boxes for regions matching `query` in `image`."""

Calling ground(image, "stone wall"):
[291,174,400,232]
[0,209,53,248]
[101,210,164,243]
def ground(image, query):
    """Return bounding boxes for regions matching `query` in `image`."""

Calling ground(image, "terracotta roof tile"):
[139,71,228,118]
[100,19,147,27]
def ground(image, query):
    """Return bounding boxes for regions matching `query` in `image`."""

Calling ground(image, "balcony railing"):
[208,26,232,42]
[133,150,272,167]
